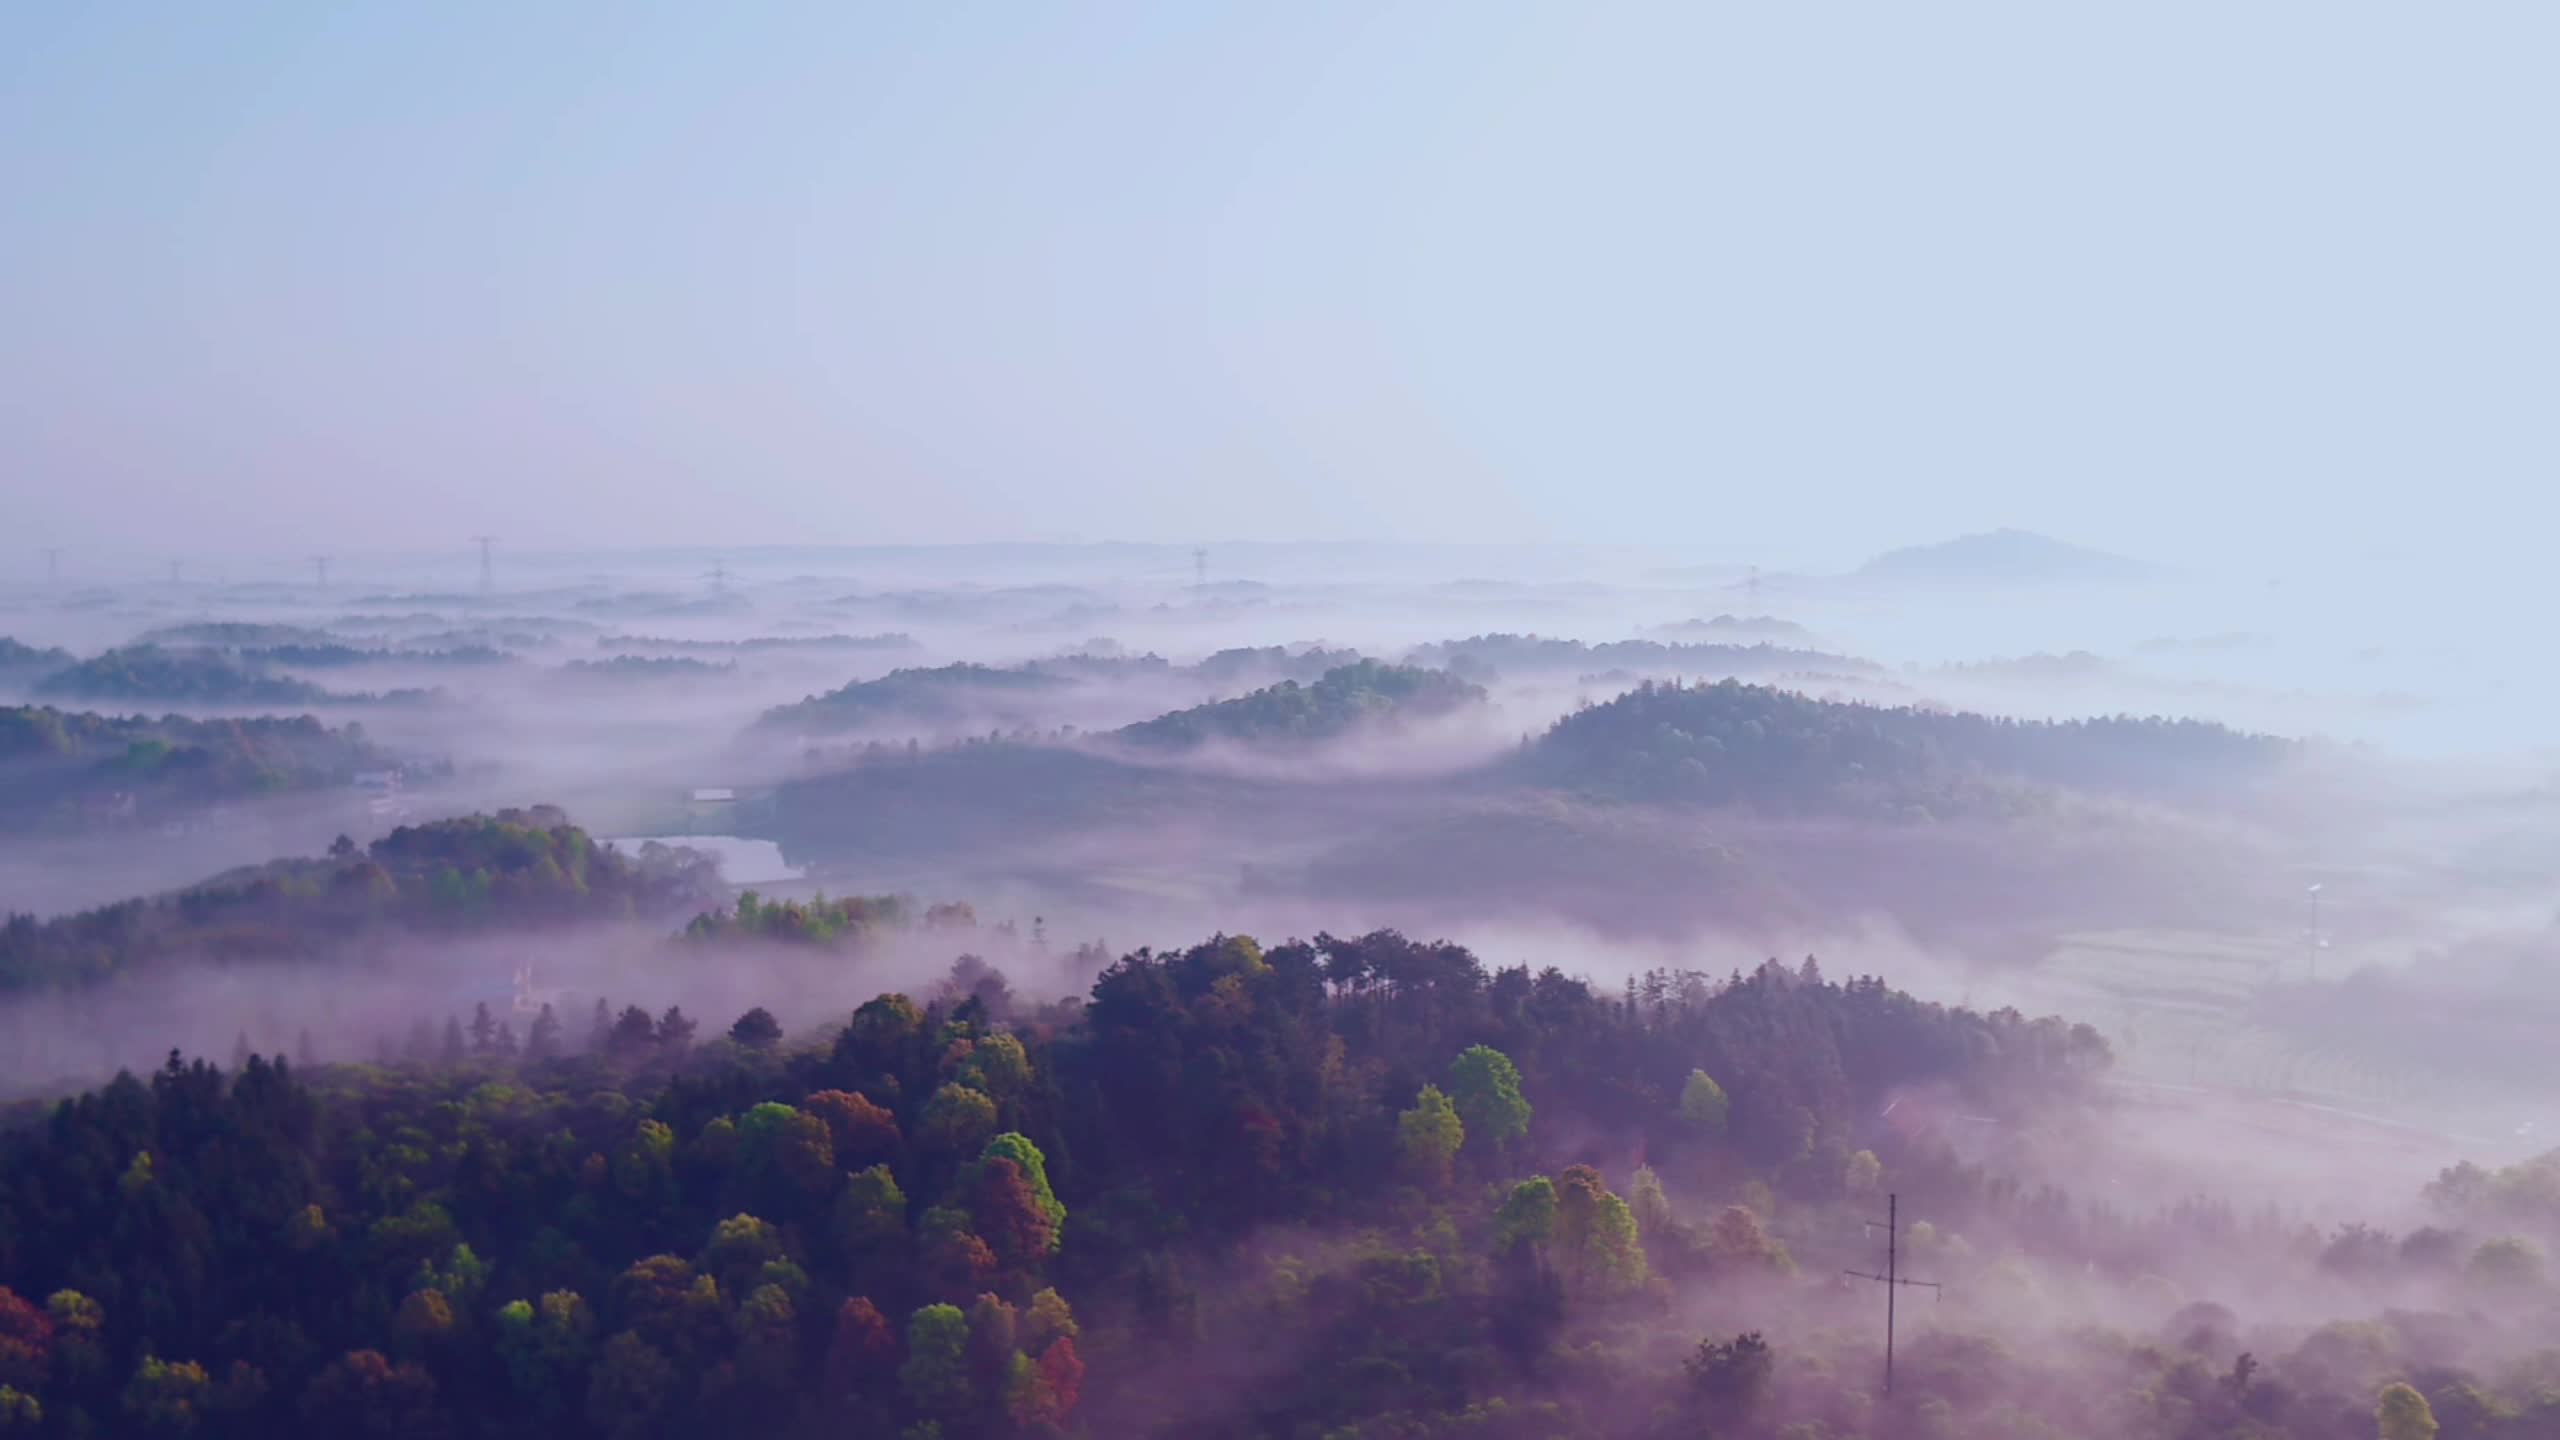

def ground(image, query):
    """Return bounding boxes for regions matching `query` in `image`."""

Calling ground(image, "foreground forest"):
[0,912,2553,1439]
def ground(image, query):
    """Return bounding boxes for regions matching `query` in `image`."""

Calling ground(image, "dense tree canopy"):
[0,914,2544,1440]
[34,646,347,708]
[1111,661,1483,750]
[1517,679,2292,818]
[0,811,721,992]
[0,707,402,835]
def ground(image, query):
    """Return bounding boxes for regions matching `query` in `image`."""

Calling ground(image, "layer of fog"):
[8,544,2560,1289]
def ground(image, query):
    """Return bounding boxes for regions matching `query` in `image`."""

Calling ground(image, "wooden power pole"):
[1844,1193,1941,1394]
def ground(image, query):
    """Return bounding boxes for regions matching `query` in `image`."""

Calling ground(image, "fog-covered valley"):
[10,3,2559,1431]
[9,532,2560,1439]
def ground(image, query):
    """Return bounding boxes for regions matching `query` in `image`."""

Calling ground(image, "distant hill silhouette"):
[1858,528,2157,582]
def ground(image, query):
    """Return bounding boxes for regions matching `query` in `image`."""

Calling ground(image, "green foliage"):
[728,1007,783,1049]
[2465,1235,2546,1290]
[1113,661,1484,749]
[835,1165,910,1259]
[1397,1084,1465,1188]
[686,890,911,947]
[1,808,720,992]
[1628,1164,1673,1242]
[981,1133,1066,1243]
[920,1084,999,1155]
[1517,678,2290,816]
[900,1304,974,1420]
[1553,1167,1649,1294]
[495,1291,593,1420]
[2377,1381,2439,1440]
[37,645,343,707]
[1408,631,1862,679]
[0,923,2260,1440]
[122,1354,210,1434]
[957,1033,1033,1099]
[1446,1044,1532,1150]
[1679,1069,1730,1135]
[0,705,399,836]
[1494,1177,1559,1255]
[1705,1204,1796,1275]
[759,662,1071,736]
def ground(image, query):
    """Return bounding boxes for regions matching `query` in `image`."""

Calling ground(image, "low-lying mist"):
[7,541,2560,1439]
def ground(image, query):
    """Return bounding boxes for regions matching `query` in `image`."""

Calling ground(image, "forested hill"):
[1517,680,2292,817]
[0,936,2128,1440]
[0,707,397,834]
[757,663,1073,737]
[0,638,73,679]
[0,809,723,993]
[1405,633,1870,681]
[1110,661,1480,750]
[34,646,347,708]
[756,650,1375,740]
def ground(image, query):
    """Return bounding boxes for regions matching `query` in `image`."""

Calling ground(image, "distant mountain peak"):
[1856,528,2157,582]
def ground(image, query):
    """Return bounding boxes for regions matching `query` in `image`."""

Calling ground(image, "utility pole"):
[1193,546,1207,589]
[1845,1193,1941,1395]
[471,535,496,595]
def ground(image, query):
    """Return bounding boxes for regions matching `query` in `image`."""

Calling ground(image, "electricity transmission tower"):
[1193,546,1207,589]
[471,535,496,594]
[309,555,330,588]
[42,548,62,585]
[704,563,730,594]
[1844,1193,1941,1395]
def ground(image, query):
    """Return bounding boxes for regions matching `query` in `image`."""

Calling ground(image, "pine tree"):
[469,1002,497,1055]
[589,998,613,1053]
[296,1028,318,1067]
[657,1006,698,1051]
[441,1016,467,1065]
[495,1020,520,1058]
[526,1004,562,1061]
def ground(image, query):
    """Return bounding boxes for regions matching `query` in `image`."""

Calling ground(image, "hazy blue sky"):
[4,4,2552,570]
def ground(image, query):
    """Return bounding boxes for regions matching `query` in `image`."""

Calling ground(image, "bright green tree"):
[919,1085,999,1157]
[1679,1070,1729,1135]
[980,1133,1066,1241]
[1397,1085,1465,1188]
[900,1305,974,1422]
[1494,1177,1559,1254]
[1554,1166,1649,1293]
[1447,1045,1532,1150]
[835,1166,909,1261]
